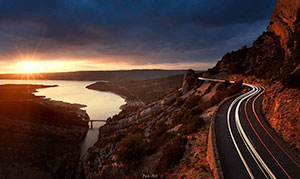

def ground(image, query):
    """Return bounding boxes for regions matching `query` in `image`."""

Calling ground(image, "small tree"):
[156,136,187,172]
[117,132,146,166]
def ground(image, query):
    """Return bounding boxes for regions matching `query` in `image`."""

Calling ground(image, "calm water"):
[0,80,125,157]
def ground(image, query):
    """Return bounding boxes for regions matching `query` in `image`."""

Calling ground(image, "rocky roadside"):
[206,0,300,154]
[228,74,300,155]
[0,84,89,179]
[262,82,300,153]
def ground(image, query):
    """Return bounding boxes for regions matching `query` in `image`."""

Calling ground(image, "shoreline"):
[86,81,145,111]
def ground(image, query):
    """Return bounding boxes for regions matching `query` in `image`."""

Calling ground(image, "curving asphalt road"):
[199,78,300,179]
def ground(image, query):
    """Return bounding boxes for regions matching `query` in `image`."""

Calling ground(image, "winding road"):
[200,78,300,178]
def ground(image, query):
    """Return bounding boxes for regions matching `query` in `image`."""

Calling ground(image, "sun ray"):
[14,45,25,59]
[31,28,47,60]
[35,73,48,80]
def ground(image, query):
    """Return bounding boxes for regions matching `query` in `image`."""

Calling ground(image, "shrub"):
[171,108,186,125]
[185,95,202,109]
[148,131,176,155]
[117,132,146,166]
[148,121,175,154]
[178,106,205,135]
[208,81,244,107]
[175,97,185,107]
[207,67,218,76]
[226,81,243,96]
[150,121,168,139]
[208,95,223,106]
[197,100,211,111]
[181,115,205,135]
[112,133,126,143]
[216,80,231,91]
[182,107,203,122]
[228,62,246,74]
[282,69,300,88]
[156,136,187,172]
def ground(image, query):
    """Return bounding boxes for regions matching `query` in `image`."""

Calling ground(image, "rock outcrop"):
[208,0,300,151]
[182,69,198,95]
[268,0,300,52]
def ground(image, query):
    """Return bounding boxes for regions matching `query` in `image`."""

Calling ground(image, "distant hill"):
[0,69,188,82]
[87,74,184,105]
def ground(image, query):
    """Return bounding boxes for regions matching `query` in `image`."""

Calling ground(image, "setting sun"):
[20,61,35,73]
[16,61,40,74]
[10,60,87,74]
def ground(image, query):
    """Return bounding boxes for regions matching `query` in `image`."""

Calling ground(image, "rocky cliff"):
[268,0,300,52]
[207,0,300,151]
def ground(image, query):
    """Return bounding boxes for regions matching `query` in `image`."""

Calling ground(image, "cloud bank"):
[0,0,276,70]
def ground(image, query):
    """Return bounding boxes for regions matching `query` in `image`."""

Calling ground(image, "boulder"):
[182,69,198,95]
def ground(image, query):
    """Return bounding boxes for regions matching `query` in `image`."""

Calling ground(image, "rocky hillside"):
[207,0,300,151]
[0,84,89,179]
[78,70,244,178]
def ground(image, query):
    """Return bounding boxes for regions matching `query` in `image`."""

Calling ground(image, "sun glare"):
[22,62,34,73]
[10,60,91,74]
[18,61,38,73]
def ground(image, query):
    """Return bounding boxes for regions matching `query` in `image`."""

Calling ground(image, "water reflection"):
[0,80,125,157]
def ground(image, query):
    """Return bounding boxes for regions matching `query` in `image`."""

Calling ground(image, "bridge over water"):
[83,120,106,129]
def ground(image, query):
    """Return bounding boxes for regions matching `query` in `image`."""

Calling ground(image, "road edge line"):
[207,90,247,179]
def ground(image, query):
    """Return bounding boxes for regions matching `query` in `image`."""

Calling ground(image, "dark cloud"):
[0,0,276,67]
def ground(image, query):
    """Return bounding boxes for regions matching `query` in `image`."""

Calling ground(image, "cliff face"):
[208,0,300,150]
[268,0,300,52]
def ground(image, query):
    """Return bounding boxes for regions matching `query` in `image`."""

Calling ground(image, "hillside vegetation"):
[79,70,244,178]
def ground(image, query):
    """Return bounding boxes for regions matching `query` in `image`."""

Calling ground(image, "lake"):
[0,80,126,157]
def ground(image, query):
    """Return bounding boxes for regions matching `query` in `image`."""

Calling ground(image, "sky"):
[0,0,276,73]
